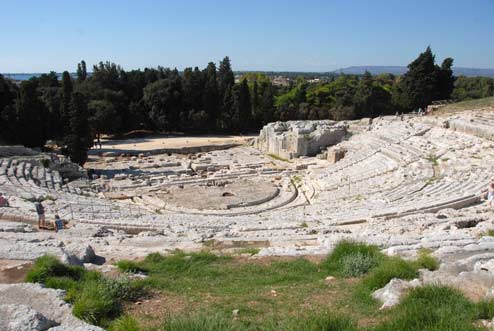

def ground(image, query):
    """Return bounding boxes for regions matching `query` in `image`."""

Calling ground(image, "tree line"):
[0,47,491,165]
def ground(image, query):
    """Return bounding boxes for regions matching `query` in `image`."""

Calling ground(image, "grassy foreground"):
[27,241,494,330]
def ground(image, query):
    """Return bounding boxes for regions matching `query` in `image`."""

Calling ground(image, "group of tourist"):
[0,193,67,232]
[34,199,67,232]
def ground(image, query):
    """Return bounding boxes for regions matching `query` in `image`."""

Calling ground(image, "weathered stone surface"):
[0,283,104,331]
[372,278,421,309]
[255,120,346,159]
[0,304,54,331]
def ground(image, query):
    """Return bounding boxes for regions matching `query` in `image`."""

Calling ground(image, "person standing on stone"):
[488,181,494,208]
[34,198,46,229]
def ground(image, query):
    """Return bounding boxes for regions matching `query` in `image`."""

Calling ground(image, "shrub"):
[26,255,84,283]
[323,241,383,277]
[340,252,379,277]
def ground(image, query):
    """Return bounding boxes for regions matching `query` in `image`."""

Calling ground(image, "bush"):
[323,241,383,277]
[108,315,140,331]
[26,255,84,283]
[340,253,379,277]
[374,285,478,331]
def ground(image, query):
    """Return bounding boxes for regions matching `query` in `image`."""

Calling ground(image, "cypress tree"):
[64,92,91,165]
[77,60,88,82]
[16,80,47,147]
[218,56,234,98]
[60,71,73,136]
[203,62,219,129]
[236,79,252,131]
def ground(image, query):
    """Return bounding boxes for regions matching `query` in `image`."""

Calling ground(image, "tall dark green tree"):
[60,71,73,136]
[260,82,275,124]
[16,80,48,147]
[143,77,183,131]
[218,56,234,97]
[64,92,91,165]
[76,60,88,82]
[234,79,252,131]
[437,57,455,100]
[203,62,219,128]
[251,80,261,127]
[396,47,454,110]
[0,74,18,143]
[353,71,392,118]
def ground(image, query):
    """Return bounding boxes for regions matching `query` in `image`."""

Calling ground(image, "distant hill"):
[334,66,494,78]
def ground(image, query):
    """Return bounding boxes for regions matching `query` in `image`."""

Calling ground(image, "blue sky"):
[1,0,493,72]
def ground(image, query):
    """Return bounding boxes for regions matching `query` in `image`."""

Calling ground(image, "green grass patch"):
[267,153,291,162]
[235,247,261,256]
[437,96,494,114]
[413,250,439,271]
[425,154,439,166]
[159,311,357,331]
[26,255,142,328]
[480,229,494,238]
[108,315,141,331]
[374,285,480,331]
[117,259,148,274]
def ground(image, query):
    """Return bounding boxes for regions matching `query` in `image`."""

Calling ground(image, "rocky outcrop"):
[254,120,346,159]
[0,304,55,331]
[372,278,421,309]
[0,283,104,331]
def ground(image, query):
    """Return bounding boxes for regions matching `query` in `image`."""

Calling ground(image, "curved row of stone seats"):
[0,145,39,157]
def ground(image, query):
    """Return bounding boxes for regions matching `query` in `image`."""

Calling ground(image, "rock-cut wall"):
[254,120,347,159]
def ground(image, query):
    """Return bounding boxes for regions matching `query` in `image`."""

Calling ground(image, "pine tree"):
[398,47,447,110]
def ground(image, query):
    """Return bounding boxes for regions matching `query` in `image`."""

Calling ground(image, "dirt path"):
[93,134,256,152]
[0,260,32,284]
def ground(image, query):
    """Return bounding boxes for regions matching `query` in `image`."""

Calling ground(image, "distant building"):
[271,76,290,87]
